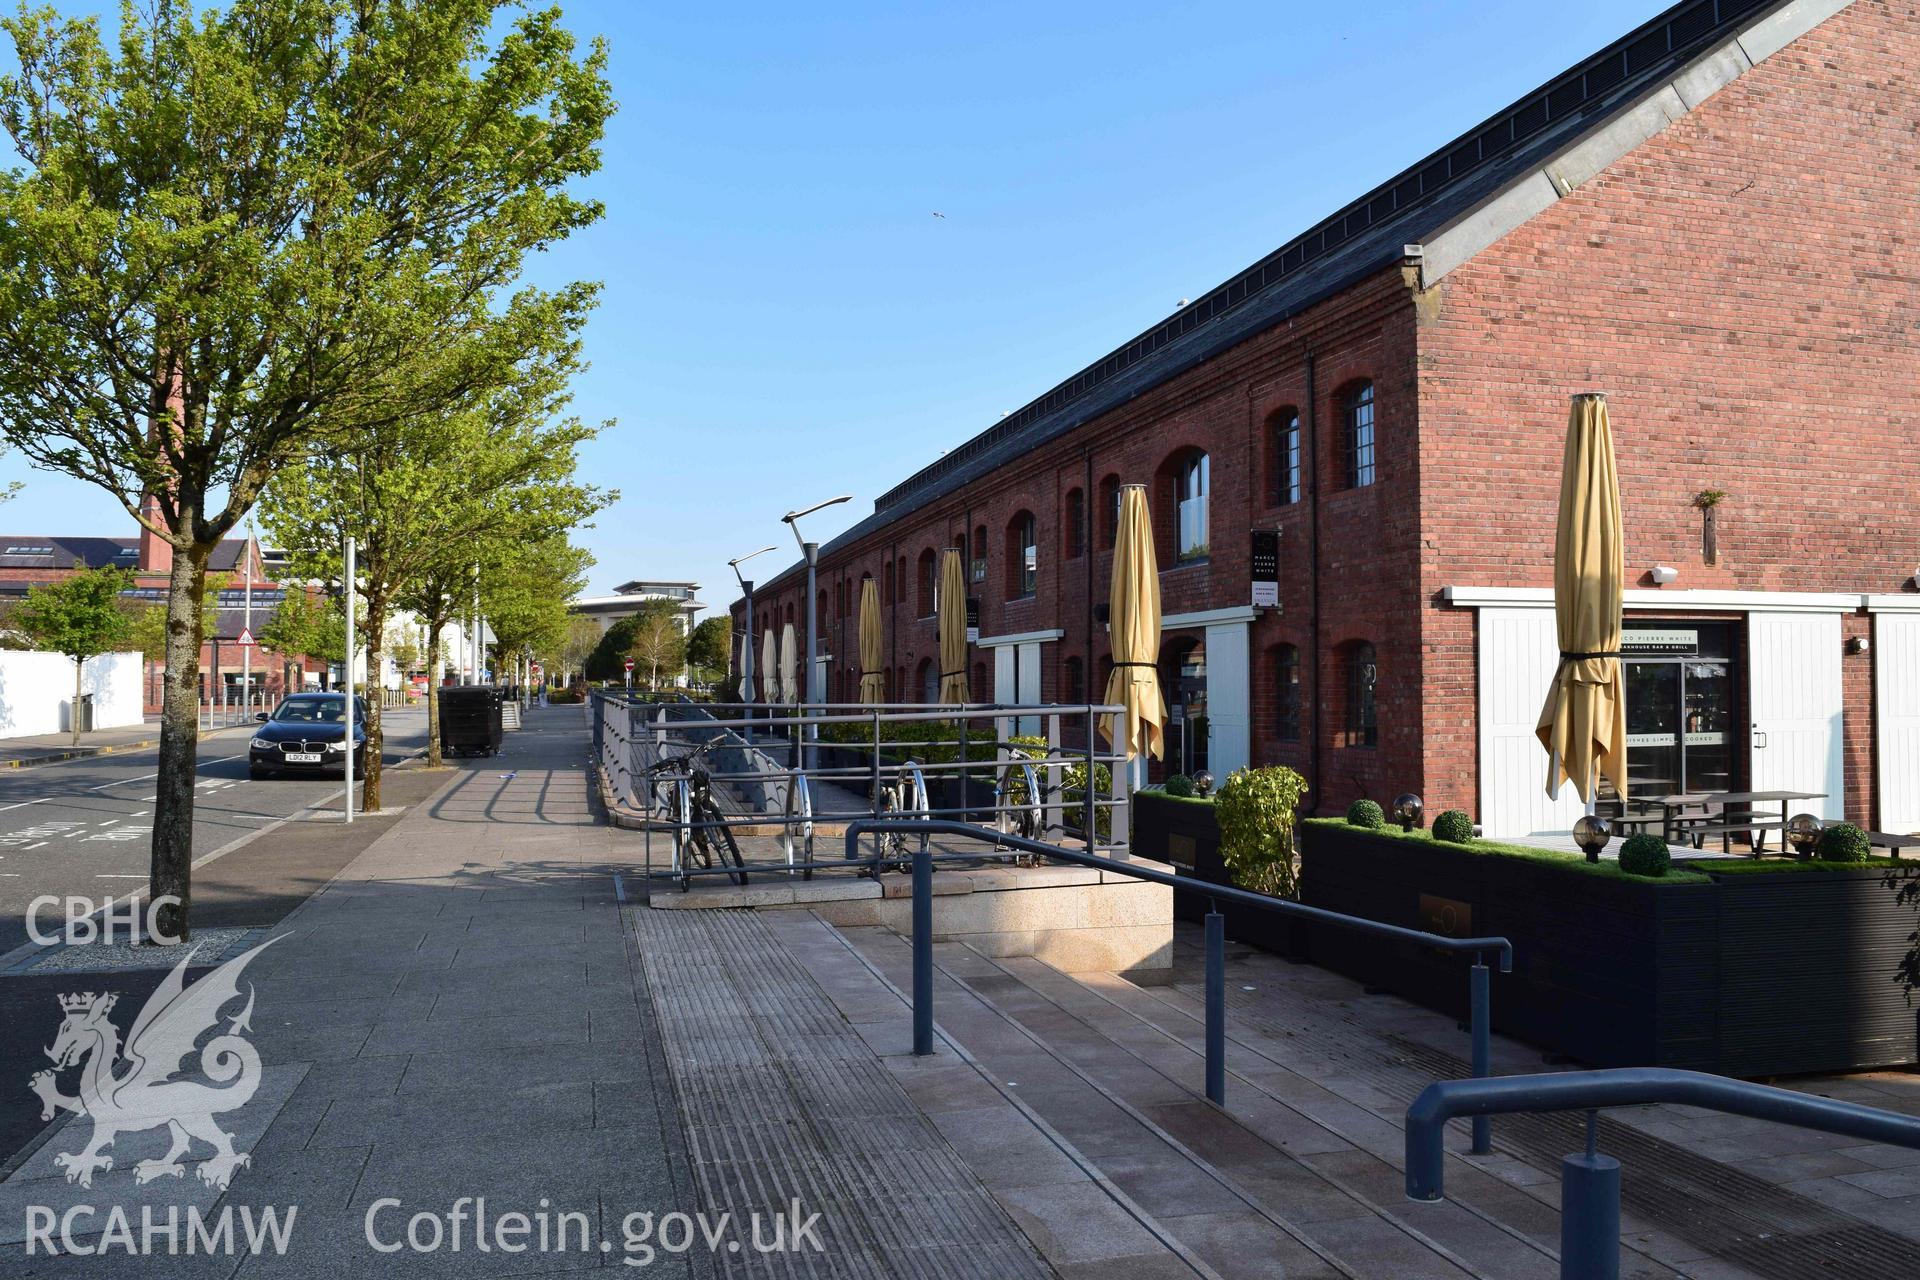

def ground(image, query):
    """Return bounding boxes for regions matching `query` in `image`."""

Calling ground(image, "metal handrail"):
[844,817,1511,1142]
[1405,1068,1920,1280]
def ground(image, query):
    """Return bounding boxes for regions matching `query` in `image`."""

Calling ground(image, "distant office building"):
[571,580,704,637]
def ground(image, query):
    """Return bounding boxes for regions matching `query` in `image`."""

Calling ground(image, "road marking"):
[87,752,250,791]
[24,842,45,850]
[0,797,51,812]
[95,874,145,880]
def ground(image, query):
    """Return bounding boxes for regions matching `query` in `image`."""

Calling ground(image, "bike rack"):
[782,773,813,877]
[1405,1068,1920,1280]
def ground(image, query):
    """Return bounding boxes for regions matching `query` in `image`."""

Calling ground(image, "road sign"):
[623,659,634,672]
[235,627,257,647]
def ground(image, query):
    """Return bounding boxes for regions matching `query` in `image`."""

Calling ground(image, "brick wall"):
[732,1,1920,826]
[1416,0,1920,823]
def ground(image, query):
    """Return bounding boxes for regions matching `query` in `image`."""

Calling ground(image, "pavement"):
[0,703,702,1277]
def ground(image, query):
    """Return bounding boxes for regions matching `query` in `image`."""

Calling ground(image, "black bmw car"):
[249,692,370,780]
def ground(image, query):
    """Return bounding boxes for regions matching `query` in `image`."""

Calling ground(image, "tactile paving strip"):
[635,908,1053,1279]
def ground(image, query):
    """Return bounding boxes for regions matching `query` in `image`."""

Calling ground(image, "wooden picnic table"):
[1655,790,1827,855]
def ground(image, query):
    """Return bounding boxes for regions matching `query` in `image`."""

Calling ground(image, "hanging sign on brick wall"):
[1251,529,1280,608]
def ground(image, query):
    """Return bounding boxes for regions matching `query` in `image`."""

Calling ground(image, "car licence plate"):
[285,752,322,764]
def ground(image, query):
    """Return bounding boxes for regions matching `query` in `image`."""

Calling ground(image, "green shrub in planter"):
[1432,809,1475,844]
[1346,798,1385,829]
[1215,765,1309,898]
[1164,774,1196,798]
[1619,833,1671,878]
[1816,822,1870,863]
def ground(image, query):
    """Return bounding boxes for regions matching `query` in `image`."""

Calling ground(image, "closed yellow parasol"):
[858,578,886,703]
[937,548,969,705]
[1102,484,1165,762]
[1535,393,1628,802]
[780,621,799,706]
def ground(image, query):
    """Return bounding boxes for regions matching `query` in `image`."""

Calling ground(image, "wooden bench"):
[1671,814,1786,854]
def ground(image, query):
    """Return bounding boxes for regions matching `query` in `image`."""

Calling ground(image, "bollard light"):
[1393,793,1424,832]
[1572,814,1611,863]
[1193,770,1216,798]
[1786,813,1823,859]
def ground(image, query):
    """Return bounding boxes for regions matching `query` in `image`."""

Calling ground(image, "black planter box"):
[1131,793,1306,953]
[1295,823,1920,1077]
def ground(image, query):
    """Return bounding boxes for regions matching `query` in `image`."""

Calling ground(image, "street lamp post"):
[728,546,777,708]
[783,496,852,770]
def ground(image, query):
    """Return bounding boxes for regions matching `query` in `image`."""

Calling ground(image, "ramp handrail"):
[845,817,1511,1149]
[1405,1068,1920,1280]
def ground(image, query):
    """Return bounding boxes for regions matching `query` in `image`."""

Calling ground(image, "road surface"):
[0,707,430,955]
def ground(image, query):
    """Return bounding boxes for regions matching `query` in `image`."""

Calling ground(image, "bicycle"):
[781,770,813,880]
[993,744,1048,867]
[643,739,749,891]
[864,759,930,875]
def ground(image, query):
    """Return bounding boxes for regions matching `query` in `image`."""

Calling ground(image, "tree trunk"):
[151,541,211,944]
[424,613,444,769]
[362,591,387,811]
[71,652,84,747]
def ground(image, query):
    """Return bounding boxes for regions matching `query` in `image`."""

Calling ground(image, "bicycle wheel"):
[704,799,748,886]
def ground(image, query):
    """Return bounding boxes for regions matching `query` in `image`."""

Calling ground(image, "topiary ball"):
[1817,822,1870,863]
[1163,774,1196,798]
[1618,833,1671,877]
[1432,810,1475,844]
[1346,798,1385,829]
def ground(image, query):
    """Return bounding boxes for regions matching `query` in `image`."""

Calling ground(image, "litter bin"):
[78,693,94,733]
[437,685,503,757]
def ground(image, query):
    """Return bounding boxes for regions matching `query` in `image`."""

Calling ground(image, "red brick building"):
[0,526,309,713]
[733,0,1920,836]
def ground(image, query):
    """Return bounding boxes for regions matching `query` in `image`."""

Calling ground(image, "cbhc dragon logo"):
[27,936,283,1191]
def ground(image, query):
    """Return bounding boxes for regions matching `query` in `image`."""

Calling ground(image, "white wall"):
[0,651,144,739]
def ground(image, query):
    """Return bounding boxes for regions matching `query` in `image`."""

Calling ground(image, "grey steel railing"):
[591,694,1136,872]
[1405,1068,1920,1280]
[845,817,1512,1150]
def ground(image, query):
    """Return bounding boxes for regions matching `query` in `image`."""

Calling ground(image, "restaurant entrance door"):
[1606,623,1738,816]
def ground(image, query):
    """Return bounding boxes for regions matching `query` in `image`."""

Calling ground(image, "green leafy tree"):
[396,564,473,768]
[0,0,612,936]
[482,535,592,694]
[264,347,609,808]
[627,599,686,691]
[687,615,730,683]
[16,565,136,745]
[257,589,348,673]
[556,615,600,684]
[585,614,641,682]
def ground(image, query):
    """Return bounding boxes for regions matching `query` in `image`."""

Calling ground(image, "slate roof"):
[0,535,282,574]
[752,0,1800,593]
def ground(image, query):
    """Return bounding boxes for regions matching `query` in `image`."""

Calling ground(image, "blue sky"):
[0,0,1672,606]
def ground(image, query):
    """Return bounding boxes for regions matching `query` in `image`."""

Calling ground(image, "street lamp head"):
[782,494,853,525]
[728,545,778,568]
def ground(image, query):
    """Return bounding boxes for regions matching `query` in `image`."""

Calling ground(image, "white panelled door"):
[1204,622,1250,778]
[1747,611,1843,820]
[1478,608,1586,837]
[1015,642,1042,737]
[1875,614,1920,832]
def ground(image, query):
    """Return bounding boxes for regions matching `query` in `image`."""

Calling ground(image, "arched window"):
[1271,408,1302,506]
[917,657,937,703]
[884,667,896,701]
[917,549,938,618]
[884,560,896,607]
[1175,451,1209,561]
[1100,475,1121,548]
[1007,512,1037,598]
[1342,382,1375,489]
[1064,656,1085,705]
[896,557,907,604]
[1064,488,1085,558]
[971,525,987,584]
[1274,644,1302,742]
[817,589,828,626]
[1341,641,1378,747]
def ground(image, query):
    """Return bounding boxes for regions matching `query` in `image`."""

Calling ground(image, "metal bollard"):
[912,845,933,1056]
[1561,1112,1620,1280]
[1470,957,1491,1154]
[1205,908,1225,1105]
